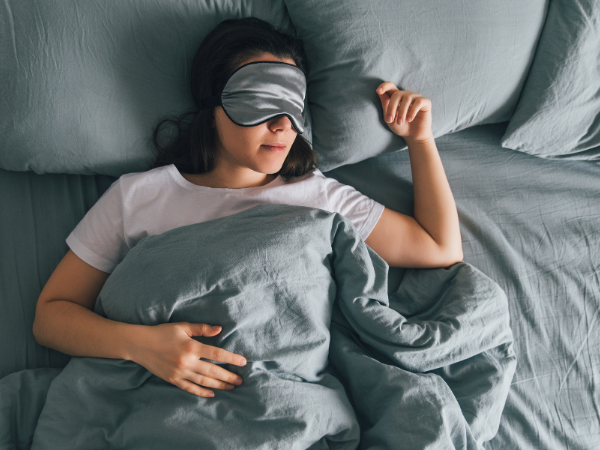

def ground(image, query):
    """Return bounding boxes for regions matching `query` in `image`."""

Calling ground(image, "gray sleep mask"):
[198,61,306,134]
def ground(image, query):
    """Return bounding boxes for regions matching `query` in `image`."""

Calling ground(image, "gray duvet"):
[22,204,515,449]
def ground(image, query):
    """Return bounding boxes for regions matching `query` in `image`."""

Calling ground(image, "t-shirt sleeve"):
[65,179,128,273]
[322,176,385,241]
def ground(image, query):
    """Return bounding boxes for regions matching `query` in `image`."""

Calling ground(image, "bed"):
[1,1,598,449]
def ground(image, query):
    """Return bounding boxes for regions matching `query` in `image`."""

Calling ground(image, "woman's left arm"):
[364,83,463,268]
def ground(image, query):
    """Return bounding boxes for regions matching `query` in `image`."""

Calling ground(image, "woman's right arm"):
[33,249,247,397]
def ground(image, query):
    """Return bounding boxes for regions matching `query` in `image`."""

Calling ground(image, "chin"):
[257,157,287,174]
[260,164,285,175]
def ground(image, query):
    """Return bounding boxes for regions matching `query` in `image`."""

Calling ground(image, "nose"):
[268,115,293,132]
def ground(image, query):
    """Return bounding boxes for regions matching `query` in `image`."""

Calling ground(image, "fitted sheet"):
[0,169,115,379]
[1,121,599,448]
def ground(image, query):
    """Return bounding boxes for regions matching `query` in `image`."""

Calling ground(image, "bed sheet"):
[0,168,115,380]
[324,122,600,449]
[1,121,599,449]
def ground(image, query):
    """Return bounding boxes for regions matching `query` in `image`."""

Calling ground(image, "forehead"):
[237,52,296,69]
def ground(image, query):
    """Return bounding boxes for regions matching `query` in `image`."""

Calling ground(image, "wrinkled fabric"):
[201,61,307,134]
[501,0,600,159]
[25,204,514,449]
[0,0,308,176]
[283,0,548,171]
[324,122,600,449]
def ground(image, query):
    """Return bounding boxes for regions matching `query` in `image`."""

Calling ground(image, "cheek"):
[219,121,253,147]
[239,125,269,146]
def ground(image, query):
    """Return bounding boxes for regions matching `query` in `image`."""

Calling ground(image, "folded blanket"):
[26,204,515,449]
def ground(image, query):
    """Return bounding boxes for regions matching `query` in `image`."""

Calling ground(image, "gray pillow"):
[501,0,600,159]
[0,0,306,177]
[283,0,548,171]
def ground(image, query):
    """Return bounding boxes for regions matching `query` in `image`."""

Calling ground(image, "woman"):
[33,17,462,399]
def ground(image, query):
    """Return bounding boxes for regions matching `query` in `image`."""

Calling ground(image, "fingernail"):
[212,326,221,331]
[239,358,247,366]
[234,377,243,385]
[386,115,393,122]
[208,392,215,397]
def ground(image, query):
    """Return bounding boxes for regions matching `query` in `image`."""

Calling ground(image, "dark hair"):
[150,17,316,181]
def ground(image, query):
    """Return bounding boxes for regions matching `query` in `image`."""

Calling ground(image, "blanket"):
[24,204,516,449]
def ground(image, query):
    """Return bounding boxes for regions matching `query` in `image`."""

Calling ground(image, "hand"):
[376,82,433,143]
[130,322,246,398]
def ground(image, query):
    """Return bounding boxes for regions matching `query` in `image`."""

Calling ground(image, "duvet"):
[29,204,516,449]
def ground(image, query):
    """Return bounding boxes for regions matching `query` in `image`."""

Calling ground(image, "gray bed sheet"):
[0,169,115,379]
[1,121,599,449]
[325,122,600,449]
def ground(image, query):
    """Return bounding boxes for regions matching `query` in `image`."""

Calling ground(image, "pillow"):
[501,0,600,159]
[283,0,548,171]
[0,0,308,177]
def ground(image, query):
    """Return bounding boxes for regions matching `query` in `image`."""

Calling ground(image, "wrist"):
[120,323,147,363]
[405,134,435,147]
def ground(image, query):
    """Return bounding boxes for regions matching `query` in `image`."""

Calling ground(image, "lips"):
[261,144,286,151]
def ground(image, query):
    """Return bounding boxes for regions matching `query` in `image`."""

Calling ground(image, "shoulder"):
[303,169,350,189]
[119,164,173,184]
[283,168,336,188]
[284,168,374,205]
[117,164,176,196]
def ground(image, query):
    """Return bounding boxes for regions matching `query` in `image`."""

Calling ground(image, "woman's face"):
[212,53,299,175]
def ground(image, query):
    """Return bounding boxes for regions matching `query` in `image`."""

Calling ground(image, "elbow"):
[439,246,463,267]
[32,315,43,345]
[449,249,463,266]
[32,304,47,346]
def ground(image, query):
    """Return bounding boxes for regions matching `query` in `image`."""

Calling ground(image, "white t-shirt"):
[66,164,385,274]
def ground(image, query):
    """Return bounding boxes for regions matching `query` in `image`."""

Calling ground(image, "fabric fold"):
[22,204,515,449]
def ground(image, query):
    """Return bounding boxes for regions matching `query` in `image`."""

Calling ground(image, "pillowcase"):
[0,0,307,177]
[501,0,600,159]
[283,0,548,171]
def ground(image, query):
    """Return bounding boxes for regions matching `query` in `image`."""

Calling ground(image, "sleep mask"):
[198,61,306,134]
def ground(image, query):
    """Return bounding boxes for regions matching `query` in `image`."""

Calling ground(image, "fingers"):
[185,322,248,365]
[376,82,395,118]
[376,83,414,123]
[187,366,235,391]
[403,97,431,122]
[165,360,240,399]
[393,92,421,124]
[179,353,245,398]
[376,81,399,95]
[377,90,409,124]
[195,359,244,387]
[376,83,430,125]
[390,91,408,123]
[177,379,217,398]
[171,346,246,399]
[199,341,247,367]
[185,322,223,337]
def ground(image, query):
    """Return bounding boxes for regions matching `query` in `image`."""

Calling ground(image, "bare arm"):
[33,249,133,359]
[403,135,461,262]
[365,84,462,268]
[33,249,246,397]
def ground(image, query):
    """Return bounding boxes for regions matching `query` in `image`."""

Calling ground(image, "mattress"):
[1,121,598,448]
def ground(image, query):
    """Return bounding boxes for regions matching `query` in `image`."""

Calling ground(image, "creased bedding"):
[25,204,516,449]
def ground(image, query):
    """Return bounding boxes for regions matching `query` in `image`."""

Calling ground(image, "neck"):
[181,166,277,189]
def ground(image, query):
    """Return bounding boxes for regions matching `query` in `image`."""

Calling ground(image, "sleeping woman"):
[32,17,462,400]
